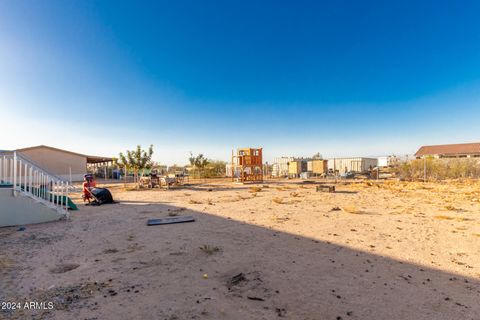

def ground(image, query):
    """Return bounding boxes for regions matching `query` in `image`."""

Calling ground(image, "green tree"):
[205,160,227,177]
[189,152,210,178]
[117,145,154,186]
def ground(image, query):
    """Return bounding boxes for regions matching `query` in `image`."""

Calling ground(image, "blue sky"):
[1,1,479,164]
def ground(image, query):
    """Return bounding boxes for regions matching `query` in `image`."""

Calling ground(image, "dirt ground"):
[1,179,479,320]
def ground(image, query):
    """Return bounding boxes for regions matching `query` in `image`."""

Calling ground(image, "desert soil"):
[1,179,480,320]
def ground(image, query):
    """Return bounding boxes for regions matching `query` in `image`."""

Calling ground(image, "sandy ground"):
[1,179,480,320]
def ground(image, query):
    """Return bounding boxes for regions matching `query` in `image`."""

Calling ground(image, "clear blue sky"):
[1,1,479,164]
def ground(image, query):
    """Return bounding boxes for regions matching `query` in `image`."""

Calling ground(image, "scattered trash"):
[247,296,265,301]
[227,273,246,289]
[203,273,208,279]
[17,226,26,231]
[49,263,80,274]
[86,188,114,206]
[103,248,119,254]
[276,307,287,317]
[147,216,195,226]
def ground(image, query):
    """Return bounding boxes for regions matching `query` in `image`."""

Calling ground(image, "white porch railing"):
[0,152,69,217]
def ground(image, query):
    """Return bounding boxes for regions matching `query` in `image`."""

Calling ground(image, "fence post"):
[66,182,69,215]
[423,157,426,182]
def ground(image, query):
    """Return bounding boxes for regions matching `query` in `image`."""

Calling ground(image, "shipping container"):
[288,160,302,176]
[307,161,313,172]
[311,159,328,174]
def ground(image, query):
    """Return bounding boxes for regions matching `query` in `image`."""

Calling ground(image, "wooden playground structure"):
[231,148,263,183]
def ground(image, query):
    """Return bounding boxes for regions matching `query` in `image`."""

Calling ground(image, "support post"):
[13,152,17,196]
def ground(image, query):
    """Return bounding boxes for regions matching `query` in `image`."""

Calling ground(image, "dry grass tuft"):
[249,186,262,193]
[189,199,203,204]
[0,256,13,270]
[290,192,299,197]
[341,205,363,214]
[434,215,454,220]
[272,197,284,204]
[199,244,221,255]
[444,205,461,211]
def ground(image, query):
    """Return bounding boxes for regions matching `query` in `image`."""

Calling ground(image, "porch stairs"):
[0,152,70,227]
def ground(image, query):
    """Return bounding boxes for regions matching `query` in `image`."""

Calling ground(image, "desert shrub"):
[395,158,480,181]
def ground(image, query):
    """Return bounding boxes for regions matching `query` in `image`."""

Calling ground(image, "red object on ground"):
[82,178,96,202]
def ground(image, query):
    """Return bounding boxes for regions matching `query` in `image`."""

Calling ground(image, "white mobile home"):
[327,157,378,174]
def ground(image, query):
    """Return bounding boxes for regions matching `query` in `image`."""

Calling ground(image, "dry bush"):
[189,199,202,204]
[290,192,299,197]
[395,158,480,181]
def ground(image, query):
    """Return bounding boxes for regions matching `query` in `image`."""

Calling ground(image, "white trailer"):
[327,157,378,174]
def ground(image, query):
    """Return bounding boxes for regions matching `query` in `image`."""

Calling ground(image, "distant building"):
[271,157,294,177]
[308,159,328,175]
[415,142,480,159]
[327,158,378,174]
[288,158,311,178]
[377,156,398,167]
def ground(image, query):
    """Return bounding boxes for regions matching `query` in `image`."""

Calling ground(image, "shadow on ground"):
[1,200,478,320]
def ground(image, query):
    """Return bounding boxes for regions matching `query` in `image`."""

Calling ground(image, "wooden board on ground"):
[147,216,195,226]
[316,185,335,193]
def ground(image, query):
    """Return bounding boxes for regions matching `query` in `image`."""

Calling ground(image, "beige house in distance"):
[1,145,113,182]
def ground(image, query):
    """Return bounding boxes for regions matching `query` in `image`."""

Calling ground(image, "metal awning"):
[86,156,114,164]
